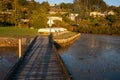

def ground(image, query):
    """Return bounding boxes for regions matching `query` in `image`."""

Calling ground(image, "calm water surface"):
[0,47,18,80]
[0,38,32,80]
[60,34,120,80]
[0,46,27,80]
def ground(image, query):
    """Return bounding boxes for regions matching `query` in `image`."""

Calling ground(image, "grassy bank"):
[53,31,78,39]
[0,27,38,37]
[53,31,80,47]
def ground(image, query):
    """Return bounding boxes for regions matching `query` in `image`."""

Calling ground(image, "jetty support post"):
[18,39,22,58]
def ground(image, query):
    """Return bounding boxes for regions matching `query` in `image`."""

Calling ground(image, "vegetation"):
[0,0,120,35]
[0,27,37,37]
[73,0,108,12]
[54,31,77,39]
[54,0,120,34]
[73,14,120,34]
[0,0,49,29]
[30,9,48,29]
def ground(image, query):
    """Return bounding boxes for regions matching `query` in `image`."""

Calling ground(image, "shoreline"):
[80,33,120,36]
[0,37,34,47]
[53,33,81,47]
[0,32,81,47]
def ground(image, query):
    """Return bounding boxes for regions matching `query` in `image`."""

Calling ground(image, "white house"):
[69,13,79,21]
[47,16,62,21]
[108,10,115,15]
[0,10,12,14]
[21,19,29,23]
[90,11,115,17]
[90,11,105,17]
[50,4,55,7]
[49,11,56,15]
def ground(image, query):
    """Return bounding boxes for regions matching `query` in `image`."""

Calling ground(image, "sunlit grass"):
[0,27,38,37]
[54,31,77,39]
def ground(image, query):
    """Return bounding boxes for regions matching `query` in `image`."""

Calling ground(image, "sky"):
[35,0,120,6]
[103,0,120,6]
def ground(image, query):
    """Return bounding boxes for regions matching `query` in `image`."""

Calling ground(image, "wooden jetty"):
[4,36,71,80]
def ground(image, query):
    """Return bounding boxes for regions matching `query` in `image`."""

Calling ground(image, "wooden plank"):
[5,36,68,80]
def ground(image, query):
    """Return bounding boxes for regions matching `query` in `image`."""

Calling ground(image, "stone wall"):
[54,33,81,47]
[0,37,34,47]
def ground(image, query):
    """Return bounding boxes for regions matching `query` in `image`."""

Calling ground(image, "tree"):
[73,0,83,13]
[73,0,108,12]
[17,0,28,6]
[59,3,73,12]
[40,1,50,12]
[62,14,74,25]
[0,0,14,26]
[106,15,117,27]
[30,10,47,29]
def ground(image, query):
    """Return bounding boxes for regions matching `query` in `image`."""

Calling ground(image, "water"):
[0,47,18,80]
[60,34,120,80]
[0,46,27,80]
[0,37,33,79]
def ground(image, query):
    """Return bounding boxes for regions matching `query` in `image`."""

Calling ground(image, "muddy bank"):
[0,37,34,47]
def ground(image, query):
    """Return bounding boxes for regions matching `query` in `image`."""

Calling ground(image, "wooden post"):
[18,39,22,58]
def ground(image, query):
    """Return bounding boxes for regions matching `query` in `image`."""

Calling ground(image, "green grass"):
[0,27,38,37]
[54,31,77,39]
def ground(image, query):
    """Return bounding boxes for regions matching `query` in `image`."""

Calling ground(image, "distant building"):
[108,10,115,15]
[90,10,115,17]
[90,12,105,17]
[49,11,67,15]
[47,16,62,21]
[21,19,29,23]
[49,11,56,15]
[0,10,13,15]
[69,13,79,21]
[50,4,55,7]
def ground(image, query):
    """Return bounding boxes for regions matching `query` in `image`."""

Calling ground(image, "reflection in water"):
[0,47,18,80]
[0,46,27,80]
[0,37,32,80]
[60,34,120,80]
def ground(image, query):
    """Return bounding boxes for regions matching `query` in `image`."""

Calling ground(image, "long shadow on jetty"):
[4,34,72,80]
[49,33,62,50]
[49,34,72,80]
[4,36,38,80]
